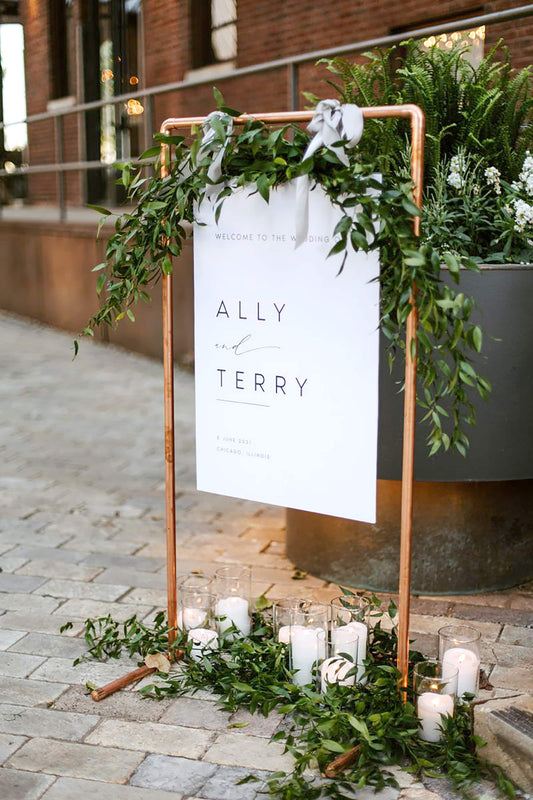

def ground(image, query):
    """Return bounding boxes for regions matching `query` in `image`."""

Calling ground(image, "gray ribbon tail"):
[294,175,311,248]
[294,100,364,248]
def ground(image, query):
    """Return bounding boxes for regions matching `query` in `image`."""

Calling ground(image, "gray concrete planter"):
[286,266,533,594]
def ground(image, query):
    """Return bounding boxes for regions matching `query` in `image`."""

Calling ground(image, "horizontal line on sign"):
[216,398,270,408]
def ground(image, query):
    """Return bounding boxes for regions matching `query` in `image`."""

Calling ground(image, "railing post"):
[54,116,66,221]
[144,94,155,153]
[288,63,299,110]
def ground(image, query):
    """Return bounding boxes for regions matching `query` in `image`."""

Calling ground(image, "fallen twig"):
[324,744,361,777]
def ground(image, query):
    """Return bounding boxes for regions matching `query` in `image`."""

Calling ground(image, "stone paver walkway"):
[0,311,531,800]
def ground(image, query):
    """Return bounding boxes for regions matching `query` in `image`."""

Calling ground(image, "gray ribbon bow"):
[295,100,364,247]
[196,111,234,199]
[176,111,233,197]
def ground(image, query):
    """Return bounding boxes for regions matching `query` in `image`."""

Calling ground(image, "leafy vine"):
[81,91,490,455]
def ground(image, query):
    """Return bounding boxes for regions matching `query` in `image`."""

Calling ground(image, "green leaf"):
[401,197,421,217]
[256,173,270,203]
[472,326,483,353]
[350,230,368,250]
[443,252,460,279]
[87,204,112,216]
[328,239,346,257]
[139,146,162,160]
[255,594,271,611]
[213,86,225,109]
[321,739,346,754]
[96,274,106,296]
[233,682,255,693]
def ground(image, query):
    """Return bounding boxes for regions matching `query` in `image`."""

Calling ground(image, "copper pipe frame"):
[159,104,425,689]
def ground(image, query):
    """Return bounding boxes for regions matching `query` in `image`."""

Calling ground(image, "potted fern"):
[287,41,533,594]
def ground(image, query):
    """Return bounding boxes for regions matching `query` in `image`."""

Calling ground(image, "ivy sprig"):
[79,89,490,456]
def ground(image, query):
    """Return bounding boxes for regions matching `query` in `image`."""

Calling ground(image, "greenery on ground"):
[321,40,533,263]
[61,592,515,800]
[81,83,492,457]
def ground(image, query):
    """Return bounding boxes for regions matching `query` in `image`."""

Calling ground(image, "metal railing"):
[1,4,532,220]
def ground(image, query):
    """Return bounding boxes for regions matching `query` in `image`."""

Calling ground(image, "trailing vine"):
[81,89,490,456]
[62,592,514,800]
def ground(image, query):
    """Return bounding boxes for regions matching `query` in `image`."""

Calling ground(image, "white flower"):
[515,152,533,196]
[447,153,466,191]
[519,155,533,177]
[484,166,501,194]
[512,198,533,233]
[447,170,463,190]
[450,154,464,173]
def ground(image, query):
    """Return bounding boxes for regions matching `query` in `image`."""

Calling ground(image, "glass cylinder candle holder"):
[272,597,307,644]
[181,591,219,662]
[288,601,329,687]
[438,625,481,698]
[179,588,215,630]
[330,595,371,683]
[321,628,359,693]
[213,566,252,638]
[414,659,458,743]
[177,573,212,628]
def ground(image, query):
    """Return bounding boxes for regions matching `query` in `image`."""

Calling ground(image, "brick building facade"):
[0,0,531,361]
[18,0,533,206]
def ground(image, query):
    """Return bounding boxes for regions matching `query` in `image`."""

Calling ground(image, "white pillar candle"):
[320,656,356,693]
[331,625,358,661]
[182,607,207,630]
[188,628,219,663]
[290,626,326,686]
[442,647,480,696]
[278,623,305,644]
[344,620,367,683]
[215,596,251,636]
[417,692,454,742]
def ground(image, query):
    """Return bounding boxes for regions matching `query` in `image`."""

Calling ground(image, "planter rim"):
[450,263,533,271]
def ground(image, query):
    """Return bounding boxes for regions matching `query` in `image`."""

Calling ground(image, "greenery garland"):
[61,591,514,800]
[81,90,490,456]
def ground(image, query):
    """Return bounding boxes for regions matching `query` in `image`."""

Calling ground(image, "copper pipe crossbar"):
[159,105,425,689]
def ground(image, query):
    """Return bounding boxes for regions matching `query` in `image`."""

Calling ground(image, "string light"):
[423,26,485,50]
[101,69,114,82]
[126,99,144,116]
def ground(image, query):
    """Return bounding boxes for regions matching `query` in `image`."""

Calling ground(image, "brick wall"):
[19,0,533,205]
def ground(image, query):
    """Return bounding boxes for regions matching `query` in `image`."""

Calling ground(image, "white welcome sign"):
[193,181,380,522]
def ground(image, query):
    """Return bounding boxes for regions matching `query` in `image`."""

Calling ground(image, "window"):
[392,10,486,69]
[82,0,142,203]
[191,0,237,69]
[0,21,27,153]
[421,26,485,67]
[49,0,72,99]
